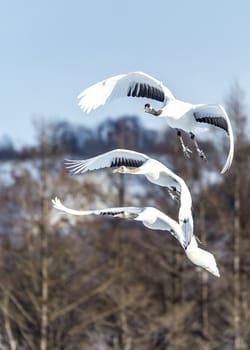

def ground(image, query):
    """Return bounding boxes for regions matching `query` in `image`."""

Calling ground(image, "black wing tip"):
[194,113,229,134]
[110,157,145,168]
[100,210,124,216]
[127,82,164,102]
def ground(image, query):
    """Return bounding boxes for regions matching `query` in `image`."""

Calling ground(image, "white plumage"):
[78,71,234,174]
[78,72,173,113]
[52,197,220,277]
[65,148,192,238]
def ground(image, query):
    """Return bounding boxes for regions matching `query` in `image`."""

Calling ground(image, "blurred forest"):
[0,86,250,350]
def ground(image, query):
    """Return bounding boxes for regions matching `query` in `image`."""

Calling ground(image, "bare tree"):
[226,84,249,350]
[38,124,49,350]
[0,108,249,349]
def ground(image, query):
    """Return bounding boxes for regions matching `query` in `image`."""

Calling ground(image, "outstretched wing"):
[78,72,174,113]
[179,212,194,249]
[193,104,234,174]
[142,207,187,249]
[52,197,143,218]
[52,198,188,250]
[65,149,149,175]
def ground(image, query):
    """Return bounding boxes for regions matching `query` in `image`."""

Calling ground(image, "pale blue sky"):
[1,0,250,146]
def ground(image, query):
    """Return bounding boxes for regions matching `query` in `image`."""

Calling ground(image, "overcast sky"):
[1,0,250,146]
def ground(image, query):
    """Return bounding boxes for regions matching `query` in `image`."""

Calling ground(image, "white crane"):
[51,197,220,277]
[65,148,192,231]
[78,71,234,174]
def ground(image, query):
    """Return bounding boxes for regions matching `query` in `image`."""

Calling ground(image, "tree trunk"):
[200,198,209,350]
[40,126,49,350]
[233,171,243,350]
[117,174,132,350]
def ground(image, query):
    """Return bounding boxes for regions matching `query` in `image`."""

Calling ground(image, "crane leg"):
[177,130,192,158]
[190,133,207,160]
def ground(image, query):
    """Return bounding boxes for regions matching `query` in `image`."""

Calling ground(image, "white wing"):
[193,104,234,174]
[177,178,192,214]
[52,197,143,218]
[179,211,193,249]
[52,198,186,249]
[142,207,186,249]
[65,149,149,175]
[178,177,193,247]
[78,71,174,113]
